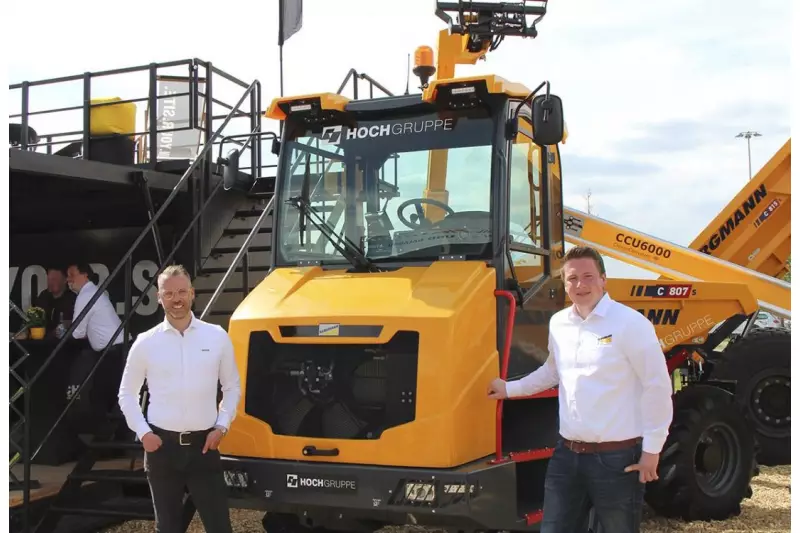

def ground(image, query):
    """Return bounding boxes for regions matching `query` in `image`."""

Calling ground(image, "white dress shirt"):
[505,292,673,454]
[72,281,124,350]
[117,313,241,440]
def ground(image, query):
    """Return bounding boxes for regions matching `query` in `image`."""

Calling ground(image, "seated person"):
[35,266,77,334]
[65,263,127,432]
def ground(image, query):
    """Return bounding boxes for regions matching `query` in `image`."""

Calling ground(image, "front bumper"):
[221,455,539,532]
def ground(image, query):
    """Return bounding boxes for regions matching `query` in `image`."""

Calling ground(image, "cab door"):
[497,105,566,455]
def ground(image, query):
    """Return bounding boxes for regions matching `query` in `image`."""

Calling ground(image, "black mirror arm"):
[507,80,549,138]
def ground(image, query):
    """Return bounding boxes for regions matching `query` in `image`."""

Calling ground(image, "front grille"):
[244,330,419,439]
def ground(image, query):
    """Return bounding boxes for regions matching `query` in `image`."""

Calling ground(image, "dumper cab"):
[218,71,570,531]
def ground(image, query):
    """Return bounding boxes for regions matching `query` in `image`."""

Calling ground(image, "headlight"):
[404,482,436,502]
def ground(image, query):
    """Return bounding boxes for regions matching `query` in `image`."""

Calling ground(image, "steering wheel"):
[396,198,456,229]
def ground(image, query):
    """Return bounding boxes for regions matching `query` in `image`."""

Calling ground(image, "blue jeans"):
[540,439,646,533]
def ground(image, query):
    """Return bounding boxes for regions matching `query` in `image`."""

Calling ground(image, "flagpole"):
[279,44,284,97]
[278,0,284,98]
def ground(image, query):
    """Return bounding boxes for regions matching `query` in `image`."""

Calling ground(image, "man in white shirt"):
[67,263,125,351]
[487,246,673,533]
[66,263,127,428]
[118,264,240,533]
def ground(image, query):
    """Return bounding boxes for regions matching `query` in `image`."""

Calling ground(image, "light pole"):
[736,131,762,180]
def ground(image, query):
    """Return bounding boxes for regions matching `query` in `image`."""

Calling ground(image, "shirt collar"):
[79,280,96,294]
[161,312,198,334]
[568,292,612,322]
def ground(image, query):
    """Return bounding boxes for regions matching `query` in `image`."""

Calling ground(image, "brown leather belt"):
[562,437,641,454]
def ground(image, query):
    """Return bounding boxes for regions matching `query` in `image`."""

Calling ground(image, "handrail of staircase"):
[27,79,258,389]
[16,81,261,526]
[30,175,229,463]
[200,193,276,321]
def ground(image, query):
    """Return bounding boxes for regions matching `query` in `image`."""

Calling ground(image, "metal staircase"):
[194,196,274,329]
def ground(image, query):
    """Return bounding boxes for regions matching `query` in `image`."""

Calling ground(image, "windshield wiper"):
[286,154,381,272]
[287,196,381,272]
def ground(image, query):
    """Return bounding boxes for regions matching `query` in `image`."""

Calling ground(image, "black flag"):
[278,0,303,46]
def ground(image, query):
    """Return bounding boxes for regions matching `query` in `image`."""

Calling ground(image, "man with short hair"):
[487,246,674,533]
[35,266,76,334]
[66,262,127,427]
[118,264,240,533]
[67,263,125,350]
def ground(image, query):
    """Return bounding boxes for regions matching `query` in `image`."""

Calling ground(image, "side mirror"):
[221,149,254,192]
[271,138,281,155]
[531,94,564,146]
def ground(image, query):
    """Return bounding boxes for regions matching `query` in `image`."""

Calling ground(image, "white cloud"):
[7,0,792,280]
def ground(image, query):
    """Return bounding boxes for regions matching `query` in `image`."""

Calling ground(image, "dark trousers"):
[144,427,233,533]
[67,343,126,434]
[540,439,646,533]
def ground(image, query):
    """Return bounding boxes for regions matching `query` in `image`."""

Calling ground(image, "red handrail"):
[493,289,517,463]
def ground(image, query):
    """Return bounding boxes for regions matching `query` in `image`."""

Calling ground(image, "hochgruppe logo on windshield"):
[320,118,454,145]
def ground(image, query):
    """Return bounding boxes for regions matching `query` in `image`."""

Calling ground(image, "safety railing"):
[336,69,395,100]
[9,58,267,281]
[8,302,34,493]
[9,76,262,533]
[8,58,262,184]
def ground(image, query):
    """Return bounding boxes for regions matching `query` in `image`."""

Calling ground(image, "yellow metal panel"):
[221,262,500,469]
[422,74,530,102]
[265,92,350,121]
[90,97,136,137]
[605,279,759,351]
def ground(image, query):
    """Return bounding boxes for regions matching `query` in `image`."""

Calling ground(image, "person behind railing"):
[34,266,76,336]
[117,264,240,533]
[65,262,127,433]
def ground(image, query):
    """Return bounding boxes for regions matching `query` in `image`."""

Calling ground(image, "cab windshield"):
[275,107,496,266]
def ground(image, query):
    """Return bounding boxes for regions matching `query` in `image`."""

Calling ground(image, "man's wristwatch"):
[214,425,228,436]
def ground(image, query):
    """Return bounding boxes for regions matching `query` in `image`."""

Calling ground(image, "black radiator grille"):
[244,330,419,440]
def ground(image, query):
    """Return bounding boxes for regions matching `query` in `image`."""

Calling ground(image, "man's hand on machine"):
[141,432,163,452]
[487,378,509,400]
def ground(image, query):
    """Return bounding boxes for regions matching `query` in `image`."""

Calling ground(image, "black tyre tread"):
[712,327,791,466]
[644,385,757,521]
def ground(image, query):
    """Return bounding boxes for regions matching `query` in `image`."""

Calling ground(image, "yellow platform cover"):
[90,97,136,137]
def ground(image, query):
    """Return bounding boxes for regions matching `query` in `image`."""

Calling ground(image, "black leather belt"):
[151,425,211,446]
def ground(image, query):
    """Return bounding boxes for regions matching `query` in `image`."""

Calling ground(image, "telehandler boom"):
[686,138,791,280]
[562,207,791,320]
[218,1,760,530]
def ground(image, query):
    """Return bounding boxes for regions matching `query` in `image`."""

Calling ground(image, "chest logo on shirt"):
[597,334,612,345]
[318,323,340,336]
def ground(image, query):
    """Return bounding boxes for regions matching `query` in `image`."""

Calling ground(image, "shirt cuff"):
[135,423,153,441]
[504,379,526,398]
[642,433,667,455]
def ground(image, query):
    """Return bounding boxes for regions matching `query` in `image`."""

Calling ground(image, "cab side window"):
[508,128,545,285]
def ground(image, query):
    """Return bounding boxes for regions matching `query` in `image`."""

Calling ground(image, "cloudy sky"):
[6,0,793,279]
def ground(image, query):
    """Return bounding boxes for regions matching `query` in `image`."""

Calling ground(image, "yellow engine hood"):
[230,261,497,324]
[223,261,502,468]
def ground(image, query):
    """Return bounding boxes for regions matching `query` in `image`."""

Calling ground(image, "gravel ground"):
[103,465,790,533]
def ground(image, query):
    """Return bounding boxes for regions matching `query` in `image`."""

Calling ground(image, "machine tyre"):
[644,384,757,521]
[712,327,791,466]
